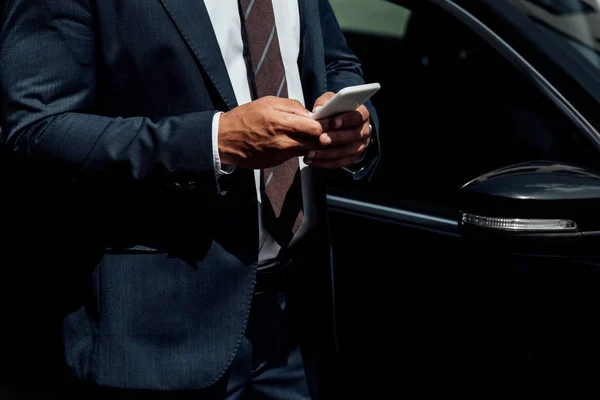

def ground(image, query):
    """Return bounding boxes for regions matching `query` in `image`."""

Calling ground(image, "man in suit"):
[0,0,379,398]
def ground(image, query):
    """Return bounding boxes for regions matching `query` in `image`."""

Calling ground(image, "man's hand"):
[218,96,325,169]
[304,91,371,169]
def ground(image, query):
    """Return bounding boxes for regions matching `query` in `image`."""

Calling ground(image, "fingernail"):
[307,111,314,117]
[333,118,342,129]
[313,106,323,113]
[322,134,332,145]
[307,150,316,158]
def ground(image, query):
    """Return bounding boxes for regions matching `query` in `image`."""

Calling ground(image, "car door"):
[325,0,600,395]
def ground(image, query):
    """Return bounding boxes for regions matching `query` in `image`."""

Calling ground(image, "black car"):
[326,0,600,394]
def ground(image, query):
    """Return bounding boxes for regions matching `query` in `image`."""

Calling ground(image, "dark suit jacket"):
[0,0,379,390]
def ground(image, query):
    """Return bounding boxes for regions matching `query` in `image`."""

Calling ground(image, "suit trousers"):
[59,289,319,399]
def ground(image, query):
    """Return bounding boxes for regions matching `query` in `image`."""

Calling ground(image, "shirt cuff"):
[212,111,236,179]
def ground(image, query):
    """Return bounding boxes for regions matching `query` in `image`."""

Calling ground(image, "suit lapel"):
[159,0,238,110]
[297,0,326,109]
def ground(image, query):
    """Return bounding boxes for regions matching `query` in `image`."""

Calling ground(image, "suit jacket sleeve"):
[0,0,218,193]
[319,0,381,181]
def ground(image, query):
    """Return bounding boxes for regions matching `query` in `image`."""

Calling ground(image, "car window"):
[326,0,600,219]
[506,0,600,72]
[330,0,411,38]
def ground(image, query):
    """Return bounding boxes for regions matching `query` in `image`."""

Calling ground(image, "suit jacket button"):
[187,181,196,191]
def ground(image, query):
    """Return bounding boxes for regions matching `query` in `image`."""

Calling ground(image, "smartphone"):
[310,82,381,120]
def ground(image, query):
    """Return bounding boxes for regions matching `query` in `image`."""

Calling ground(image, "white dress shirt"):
[205,0,317,262]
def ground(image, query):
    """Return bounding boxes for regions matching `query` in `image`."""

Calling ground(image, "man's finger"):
[313,92,335,110]
[269,97,313,117]
[278,135,323,151]
[320,124,369,145]
[305,141,366,161]
[316,118,333,134]
[277,112,324,138]
[331,109,366,130]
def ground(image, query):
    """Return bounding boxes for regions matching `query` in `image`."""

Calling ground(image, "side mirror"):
[458,161,600,257]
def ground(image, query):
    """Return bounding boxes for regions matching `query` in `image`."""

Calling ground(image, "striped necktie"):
[239,0,304,247]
